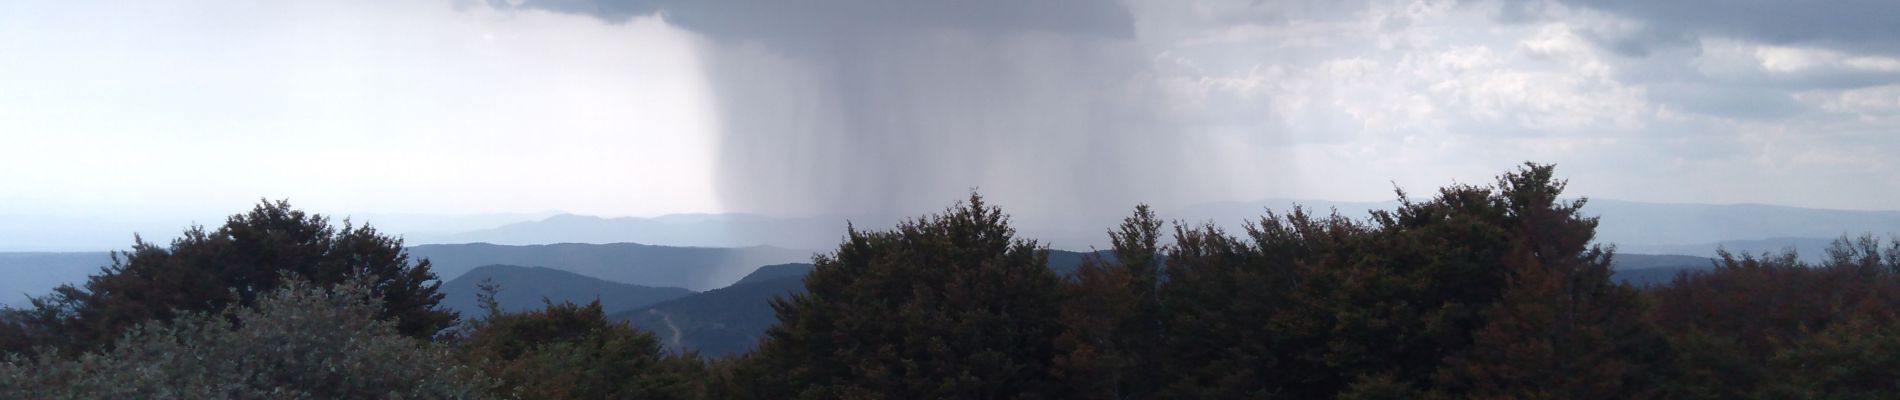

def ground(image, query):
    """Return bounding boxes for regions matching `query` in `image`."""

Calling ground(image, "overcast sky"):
[4,0,1899,222]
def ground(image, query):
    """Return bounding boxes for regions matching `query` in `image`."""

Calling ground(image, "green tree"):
[1440,250,1666,399]
[1647,236,1900,397]
[1143,162,1660,398]
[0,279,488,399]
[3,200,455,355]
[456,294,703,399]
[1436,163,1669,399]
[1154,215,1312,399]
[1257,182,1518,397]
[1054,204,1166,399]
[736,193,1065,399]
[1757,314,1900,399]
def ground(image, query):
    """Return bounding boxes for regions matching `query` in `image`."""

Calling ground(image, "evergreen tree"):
[1142,162,1659,398]
[1758,314,1900,399]
[1054,253,1137,399]
[1260,182,1518,397]
[1440,250,1666,399]
[1438,163,1668,399]
[737,193,1064,399]
[1155,212,1332,399]
[1647,236,1900,397]
[456,296,702,399]
[1054,204,1166,399]
[3,200,455,356]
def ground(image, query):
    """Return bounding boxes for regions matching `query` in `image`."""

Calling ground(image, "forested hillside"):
[439,265,695,317]
[614,275,806,357]
[7,164,1900,398]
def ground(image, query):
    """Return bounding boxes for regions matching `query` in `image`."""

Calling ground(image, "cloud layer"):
[1128,0,1900,210]
[501,0,1217,223]
[498,0,1900,218]
[5,0,1899,232]
[0,1,721,217]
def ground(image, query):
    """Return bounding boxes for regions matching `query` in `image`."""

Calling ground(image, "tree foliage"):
[1,200,455,355]
[1647,235,1900,398]
[455,292,704,400]
[0,279,487,399]
[1756,314,1900,400]
[1048,162,1664,399]
[1435,166,1668,399]
[733,193,1065,399]
[1053,204,1166,399]
[10,163,1900,399]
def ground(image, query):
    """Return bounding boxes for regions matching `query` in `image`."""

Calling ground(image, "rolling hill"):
[406,213,867,250]
[438,264,695,318]
[1611,253,1717,287]
[729,263,814,286]
[0,242,817,306]
[408,242,813,291]
[613,272,807,357]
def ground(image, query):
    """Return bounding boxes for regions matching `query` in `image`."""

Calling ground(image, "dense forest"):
[5,163,1900,399]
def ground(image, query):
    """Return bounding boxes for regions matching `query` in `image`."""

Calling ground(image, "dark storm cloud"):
[497,0,1134,41]
[1480,0,1900,121]
[494,0,1202,235]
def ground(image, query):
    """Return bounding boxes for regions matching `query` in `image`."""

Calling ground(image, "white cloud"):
[1124,0,1900,210]
[1797,84,1900,115]
[1132,0,1676,200]
[1757,45,1900,73]
[0,0,721,217]
[1846,57,1900,72]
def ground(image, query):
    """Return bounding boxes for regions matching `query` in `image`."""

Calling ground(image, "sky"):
[4,0,1900,225]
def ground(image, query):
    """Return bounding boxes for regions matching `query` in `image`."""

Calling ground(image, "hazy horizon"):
[8,195,1900,254]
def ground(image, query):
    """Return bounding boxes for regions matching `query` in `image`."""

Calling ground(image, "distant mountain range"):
[1173,199,1900,263]
[1587,200,1900,247]
[405,214,872,251]
[438,264,694,318]
[389,199,1900,260]
[1615,237,1844,263]
[0,252,110,307]
[730,263,815,286]
[0,242,811,307]
[0,211,555,252]
[7,198,1897,258]
[409,242,813,291]
[1610,254,1718,287]
[613,266,810,357]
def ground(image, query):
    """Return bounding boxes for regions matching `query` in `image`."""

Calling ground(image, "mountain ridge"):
[400,199,1900,252]
[438,264,695,318]
[409,242,814,291]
